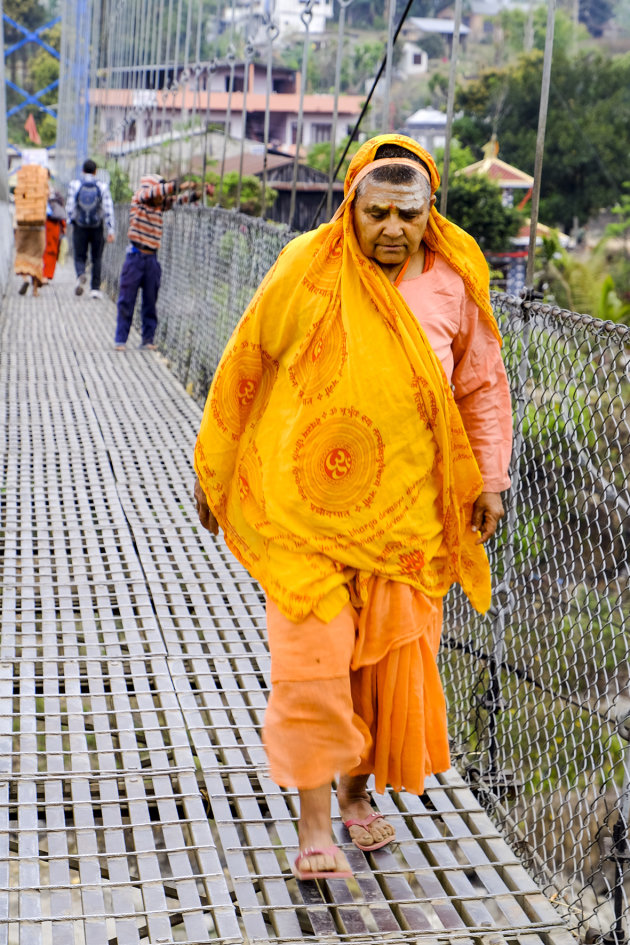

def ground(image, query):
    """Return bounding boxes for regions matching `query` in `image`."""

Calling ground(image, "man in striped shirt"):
[114,174,197,351]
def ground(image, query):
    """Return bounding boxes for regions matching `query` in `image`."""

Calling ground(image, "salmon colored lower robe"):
[265,577,449,794]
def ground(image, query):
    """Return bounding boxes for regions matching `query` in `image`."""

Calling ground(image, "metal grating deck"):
[0,270,576,944]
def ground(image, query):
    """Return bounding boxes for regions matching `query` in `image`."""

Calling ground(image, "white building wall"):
[223,0,333,35]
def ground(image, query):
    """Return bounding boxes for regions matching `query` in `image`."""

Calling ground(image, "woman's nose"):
[382,212,402,234]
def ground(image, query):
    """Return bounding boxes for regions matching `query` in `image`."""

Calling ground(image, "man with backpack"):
[66,159,115,298]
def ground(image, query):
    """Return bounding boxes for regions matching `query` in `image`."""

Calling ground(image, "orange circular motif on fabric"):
[289,313,347,400]
[302,233,343,293]
[212,344,277,440]
[293,414,385,514]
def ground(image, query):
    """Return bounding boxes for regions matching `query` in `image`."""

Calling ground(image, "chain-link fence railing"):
[102,206,630,945]
[442,296,629,945]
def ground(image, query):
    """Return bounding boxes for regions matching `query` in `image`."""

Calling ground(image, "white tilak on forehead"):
[331,158,433,223]
[358,182,429,213]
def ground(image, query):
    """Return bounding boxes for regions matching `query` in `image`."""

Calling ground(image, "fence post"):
[603,762,629,945]
[0,0,12,297]
[474,297,533,795]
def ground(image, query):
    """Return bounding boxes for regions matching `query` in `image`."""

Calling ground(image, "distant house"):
[457,150,534,207]
[221,0,333,38]
[457,141,534,293]
[403,17,470,56]
[91,62,363,156]
[464,0,534,42]
[401,107,447,155]
[399,42,429,77]
[218,152,344,230]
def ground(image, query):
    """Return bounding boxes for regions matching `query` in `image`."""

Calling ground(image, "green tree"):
[37,113,56,146]
[203,172,277,217]
[454,50,630,230]
[442,174,523,253]
[352,41,385,91]
[27,23,61,108]
[106,161,133,203]
[435,142,477,175]
[497,6,590,59]
[603,182,630,306]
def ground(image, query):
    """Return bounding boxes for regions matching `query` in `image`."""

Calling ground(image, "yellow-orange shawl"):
[195,134,497,622]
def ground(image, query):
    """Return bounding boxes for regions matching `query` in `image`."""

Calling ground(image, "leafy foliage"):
[442,174,523,253]
[192,172,277,217]
[453,50,630,230]
[106,162,133,203]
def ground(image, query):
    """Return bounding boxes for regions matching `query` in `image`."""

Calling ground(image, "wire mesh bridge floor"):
[0,268,577,945]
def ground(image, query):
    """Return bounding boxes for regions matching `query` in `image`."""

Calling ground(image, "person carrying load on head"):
[193,133,513,881]
[14,162,48,297]
[66,158,115,299]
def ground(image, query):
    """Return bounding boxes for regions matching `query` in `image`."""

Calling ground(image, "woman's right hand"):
[194,476,219,535]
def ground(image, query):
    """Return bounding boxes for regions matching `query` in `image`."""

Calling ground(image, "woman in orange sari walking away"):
[42,180,67,282]
[194,134,512,880]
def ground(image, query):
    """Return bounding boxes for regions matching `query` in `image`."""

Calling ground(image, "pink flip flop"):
[343,812,395,852]
[291,845,353,881]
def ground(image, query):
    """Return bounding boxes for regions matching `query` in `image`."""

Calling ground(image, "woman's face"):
[353,178,433,267]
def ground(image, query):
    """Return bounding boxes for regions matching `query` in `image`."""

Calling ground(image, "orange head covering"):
[338,133,501,343]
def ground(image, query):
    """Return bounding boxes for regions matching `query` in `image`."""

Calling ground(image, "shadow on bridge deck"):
[0,268,575,944]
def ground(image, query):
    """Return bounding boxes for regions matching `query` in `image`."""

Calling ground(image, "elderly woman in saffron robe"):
[194,134,512,880]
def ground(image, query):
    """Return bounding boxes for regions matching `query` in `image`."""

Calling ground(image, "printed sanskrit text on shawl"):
[195,138,495,623]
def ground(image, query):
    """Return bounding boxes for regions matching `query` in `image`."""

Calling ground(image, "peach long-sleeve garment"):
[398,252,512,492]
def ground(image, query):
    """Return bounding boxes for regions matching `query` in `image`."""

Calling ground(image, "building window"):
[226,74,245,92]
[413,52,423,65]
[312,122,332,143]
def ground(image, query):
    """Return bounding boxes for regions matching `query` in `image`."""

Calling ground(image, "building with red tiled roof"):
[457,139,534,209]
[91,62,363,158]
[457,139,538,292]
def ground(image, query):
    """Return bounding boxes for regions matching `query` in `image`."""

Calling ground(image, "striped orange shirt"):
[127,178,178,251]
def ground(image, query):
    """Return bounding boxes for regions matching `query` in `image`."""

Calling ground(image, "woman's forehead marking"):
[358,180,428,212]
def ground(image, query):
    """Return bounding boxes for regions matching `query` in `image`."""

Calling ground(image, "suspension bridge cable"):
[309,0,416,229]
[326,0,354,219]
[159,0,175,170]
[382,0,396,131]
[439,0,463,217]
[289,0,316,229]
[260,12,279,217]
[525,0,556,288]
[236,0,256,211]
[218,0,238,201]
[188,0,203,176]
[171,0,185,177]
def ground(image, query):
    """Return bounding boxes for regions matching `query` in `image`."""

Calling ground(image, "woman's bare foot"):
[337,773,395,850]
[296,783,351,876]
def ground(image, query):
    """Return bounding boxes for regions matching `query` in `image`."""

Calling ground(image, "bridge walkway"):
[0,269,575,945]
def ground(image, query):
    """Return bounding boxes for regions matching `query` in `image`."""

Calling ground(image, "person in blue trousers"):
[114,174,197,350]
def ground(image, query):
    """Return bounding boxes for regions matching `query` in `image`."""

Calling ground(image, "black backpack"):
[74,179,102,227]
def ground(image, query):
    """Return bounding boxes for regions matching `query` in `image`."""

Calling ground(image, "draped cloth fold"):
[194,134,497,624]
[265,576,450,794]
